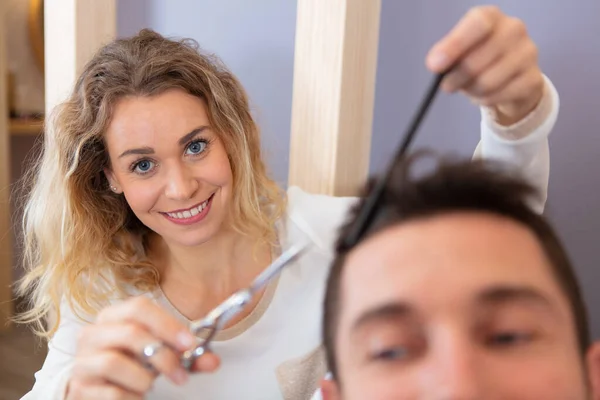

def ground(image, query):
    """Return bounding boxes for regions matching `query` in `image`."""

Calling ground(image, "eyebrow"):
[477,285,555,310]
[351,303,414,333]
[117,126,209,159]
[350,286,555,332]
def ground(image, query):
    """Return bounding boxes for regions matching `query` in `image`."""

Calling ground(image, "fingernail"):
[177,331,195,348]
[172,368,188,385]
[428,51,448,71]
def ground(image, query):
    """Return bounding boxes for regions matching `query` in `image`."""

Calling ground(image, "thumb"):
[191,352,221,373]
[425,43,453,73]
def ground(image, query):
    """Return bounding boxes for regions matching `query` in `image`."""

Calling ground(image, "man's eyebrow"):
[349,286,556,329]
[118,126,210,159]
[477,285,556,310]
[351,302,414,332]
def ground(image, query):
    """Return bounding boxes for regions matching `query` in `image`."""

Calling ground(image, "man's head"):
[322,155,600,399]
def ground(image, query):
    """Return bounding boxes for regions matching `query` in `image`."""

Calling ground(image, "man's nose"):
[422,332,484,400]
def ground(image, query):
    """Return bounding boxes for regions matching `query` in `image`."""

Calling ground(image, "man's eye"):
[372,347,409,361]
[488,331,533,347]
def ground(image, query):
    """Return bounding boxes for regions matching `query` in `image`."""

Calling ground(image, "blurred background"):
[1,1,598,398]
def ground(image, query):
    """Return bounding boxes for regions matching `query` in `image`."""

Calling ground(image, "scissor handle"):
[181,292,250,370]
[180,323,219,371]
[180,342,210,371]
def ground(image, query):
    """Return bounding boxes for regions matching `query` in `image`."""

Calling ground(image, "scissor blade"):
[249,242,308,294]
[188,290,250,335]
[187,241,309,336]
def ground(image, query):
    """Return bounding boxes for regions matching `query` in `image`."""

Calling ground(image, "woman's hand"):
[426,5,545,126]
[66,296,220,399]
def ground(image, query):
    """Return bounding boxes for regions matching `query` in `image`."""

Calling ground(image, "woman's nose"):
[164,163,199,201]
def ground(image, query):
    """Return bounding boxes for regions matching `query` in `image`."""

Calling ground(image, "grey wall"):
[117,1,600,337]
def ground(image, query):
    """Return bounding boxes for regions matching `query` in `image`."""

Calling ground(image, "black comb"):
[341,71,447,249]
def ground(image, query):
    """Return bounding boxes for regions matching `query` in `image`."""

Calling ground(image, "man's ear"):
[586,341,600,400]
[320,376,341,400]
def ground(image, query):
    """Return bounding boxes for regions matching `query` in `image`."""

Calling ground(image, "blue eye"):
[132,159,155,174]
[186,140,207,155]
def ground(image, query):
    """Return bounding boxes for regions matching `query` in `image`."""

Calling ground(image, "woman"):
[19,6,558,400]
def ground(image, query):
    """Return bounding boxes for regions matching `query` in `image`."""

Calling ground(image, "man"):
[321,156,600,399]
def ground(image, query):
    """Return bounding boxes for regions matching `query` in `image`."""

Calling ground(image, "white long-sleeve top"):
[21,75,559,400]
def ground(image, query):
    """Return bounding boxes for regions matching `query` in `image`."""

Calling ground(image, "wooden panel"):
[42,0,116,330]
[288,0,381,196]
[0,324,47,398]
[9,118,44,136]
[45,0,116,113]
[0,0,14,331]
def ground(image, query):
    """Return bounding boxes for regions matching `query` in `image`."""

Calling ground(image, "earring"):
[110,185,118,193]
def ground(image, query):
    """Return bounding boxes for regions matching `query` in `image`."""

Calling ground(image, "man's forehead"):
[340,212,560,313]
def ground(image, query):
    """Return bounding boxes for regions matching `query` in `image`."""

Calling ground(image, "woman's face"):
[104,88,233,247]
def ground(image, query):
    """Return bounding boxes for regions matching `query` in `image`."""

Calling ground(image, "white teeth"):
[199,199,209,211]
[166,196,211,219]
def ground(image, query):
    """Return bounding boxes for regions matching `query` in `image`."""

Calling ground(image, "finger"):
[73,351,155,394]
[96,296,196,351]
[67,380,142,400]
[77,323,189,385]
[441,17,524,92]
[191,352,221,373]
[426,5,502,72]
[462,39,537,99]
[476,67,544,110]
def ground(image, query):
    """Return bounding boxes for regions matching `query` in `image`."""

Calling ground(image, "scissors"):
[179,240,310,370]
[178,69,449,371]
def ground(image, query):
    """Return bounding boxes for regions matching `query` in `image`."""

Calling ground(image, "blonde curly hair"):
[15,29,285,338]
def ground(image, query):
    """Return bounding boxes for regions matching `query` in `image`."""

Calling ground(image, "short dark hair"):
[322,153,590,380]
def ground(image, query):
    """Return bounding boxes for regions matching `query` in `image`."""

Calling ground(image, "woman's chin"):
[165,224,223,248]
[141,212,226,248]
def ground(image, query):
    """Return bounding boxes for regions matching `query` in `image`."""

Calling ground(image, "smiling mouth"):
[163,194,214,220]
